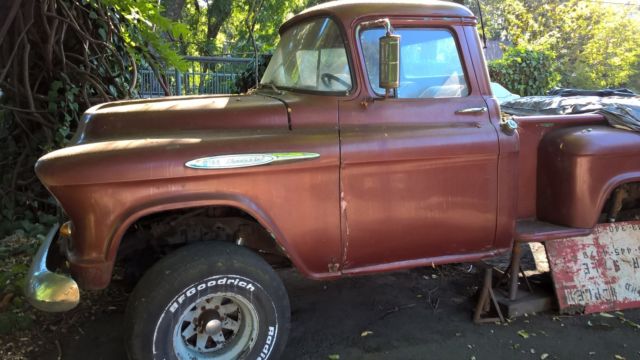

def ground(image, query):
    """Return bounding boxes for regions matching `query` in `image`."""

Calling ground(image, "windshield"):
[261,17,352,93]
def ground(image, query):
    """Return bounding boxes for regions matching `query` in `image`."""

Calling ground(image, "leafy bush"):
[627,64,640,94]
[234,54,272,94]
[488,46,561,96]
[477,0,640,90]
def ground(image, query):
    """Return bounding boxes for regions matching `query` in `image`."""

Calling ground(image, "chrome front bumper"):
[25,224,80,312]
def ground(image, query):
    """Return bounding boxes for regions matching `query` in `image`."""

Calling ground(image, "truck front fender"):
[106,193,309,274]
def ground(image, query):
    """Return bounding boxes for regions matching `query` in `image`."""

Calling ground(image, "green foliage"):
[101,0,189,71]
[488,46,560,96]
[234,54,272,93]
[174,0,311,56]
[629,66,640,94]
[465,0,640,89]
[0,0,186,238]
[0,233,42,335]
[0,312,34,335]
[223,0,308,54]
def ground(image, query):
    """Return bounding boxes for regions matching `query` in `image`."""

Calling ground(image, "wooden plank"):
[546,221,640,314]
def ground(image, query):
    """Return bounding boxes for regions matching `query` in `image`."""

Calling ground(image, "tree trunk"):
[205,0,233,54]
[162,0,186,21]
[199,0,233,92]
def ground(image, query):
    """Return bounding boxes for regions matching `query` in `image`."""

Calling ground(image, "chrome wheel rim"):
[173,292,259,359]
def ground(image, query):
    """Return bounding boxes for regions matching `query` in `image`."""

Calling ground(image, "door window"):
[360,28,468,98]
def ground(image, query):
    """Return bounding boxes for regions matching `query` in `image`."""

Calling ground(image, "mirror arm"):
[360,18,394,35]
[360,18,400,99]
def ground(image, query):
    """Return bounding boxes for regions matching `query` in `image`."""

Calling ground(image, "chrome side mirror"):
[379,32,400,97]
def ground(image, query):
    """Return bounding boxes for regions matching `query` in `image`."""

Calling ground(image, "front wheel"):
[125,242,290,360]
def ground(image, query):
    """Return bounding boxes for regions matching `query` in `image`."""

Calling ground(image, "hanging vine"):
[0,0,186,236]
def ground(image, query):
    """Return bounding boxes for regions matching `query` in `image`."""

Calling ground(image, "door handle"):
[455,107,487,115]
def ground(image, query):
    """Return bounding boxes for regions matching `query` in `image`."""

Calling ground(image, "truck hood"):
[73,94,288,144]
[36,93,300,187]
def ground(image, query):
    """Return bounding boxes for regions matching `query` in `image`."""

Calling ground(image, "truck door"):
[339,23,499,270]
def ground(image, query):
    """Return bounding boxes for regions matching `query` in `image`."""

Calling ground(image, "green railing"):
[137,55,254,97]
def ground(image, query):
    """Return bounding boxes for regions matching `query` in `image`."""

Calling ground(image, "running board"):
[515,219,591,243]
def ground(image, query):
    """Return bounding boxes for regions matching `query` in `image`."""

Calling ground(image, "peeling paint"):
[340,191,350,265]
[547,221,640,314]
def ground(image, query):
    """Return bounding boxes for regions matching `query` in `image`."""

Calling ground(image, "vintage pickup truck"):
[26,0,640,359]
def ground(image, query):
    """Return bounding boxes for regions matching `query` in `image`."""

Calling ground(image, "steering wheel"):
[320,73,350,89]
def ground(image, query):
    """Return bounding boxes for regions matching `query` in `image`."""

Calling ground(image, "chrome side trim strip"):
[185,152,320,169]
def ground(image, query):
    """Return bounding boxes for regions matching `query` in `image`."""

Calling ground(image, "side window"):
[360,28,469,98]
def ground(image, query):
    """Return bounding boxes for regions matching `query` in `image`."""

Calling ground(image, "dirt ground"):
[9,246,638,360]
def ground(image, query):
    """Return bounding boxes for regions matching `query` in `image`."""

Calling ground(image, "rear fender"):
[537,126,640,228]
[595,172,640,224]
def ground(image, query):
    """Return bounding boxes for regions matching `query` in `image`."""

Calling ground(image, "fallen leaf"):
[541,353,549,359]
[615,314,640,329]
[599,312,614,318]
[328,355,340,360]
[360,331,373,337]
[614,355,625,360]
[517,330,530,339]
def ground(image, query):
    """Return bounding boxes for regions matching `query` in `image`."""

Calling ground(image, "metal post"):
[175,69,182,96]
[509,243,522,300]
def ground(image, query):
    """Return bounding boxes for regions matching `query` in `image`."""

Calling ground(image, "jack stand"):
[474,267,505,324]
[495,243,554,318]
[499,243,534,300]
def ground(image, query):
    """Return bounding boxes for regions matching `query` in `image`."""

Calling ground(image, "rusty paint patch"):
[546,221,640,314]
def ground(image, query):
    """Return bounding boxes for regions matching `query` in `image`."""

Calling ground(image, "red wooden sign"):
[546,221,640,314]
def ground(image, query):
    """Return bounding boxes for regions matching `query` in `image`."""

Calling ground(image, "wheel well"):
[600,182,640,223]
[115,205,290,284]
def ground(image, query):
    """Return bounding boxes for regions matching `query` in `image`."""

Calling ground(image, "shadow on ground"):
[29,261,640,360]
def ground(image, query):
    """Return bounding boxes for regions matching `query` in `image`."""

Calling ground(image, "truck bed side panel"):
[537,125,640,228]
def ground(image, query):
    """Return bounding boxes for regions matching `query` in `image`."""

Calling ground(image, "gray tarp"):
[501,95,640,132]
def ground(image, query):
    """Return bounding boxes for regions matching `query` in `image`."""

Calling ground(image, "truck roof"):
[282,0,475,32]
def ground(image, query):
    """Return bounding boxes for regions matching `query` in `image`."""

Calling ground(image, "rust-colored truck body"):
[30,0,640,305]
